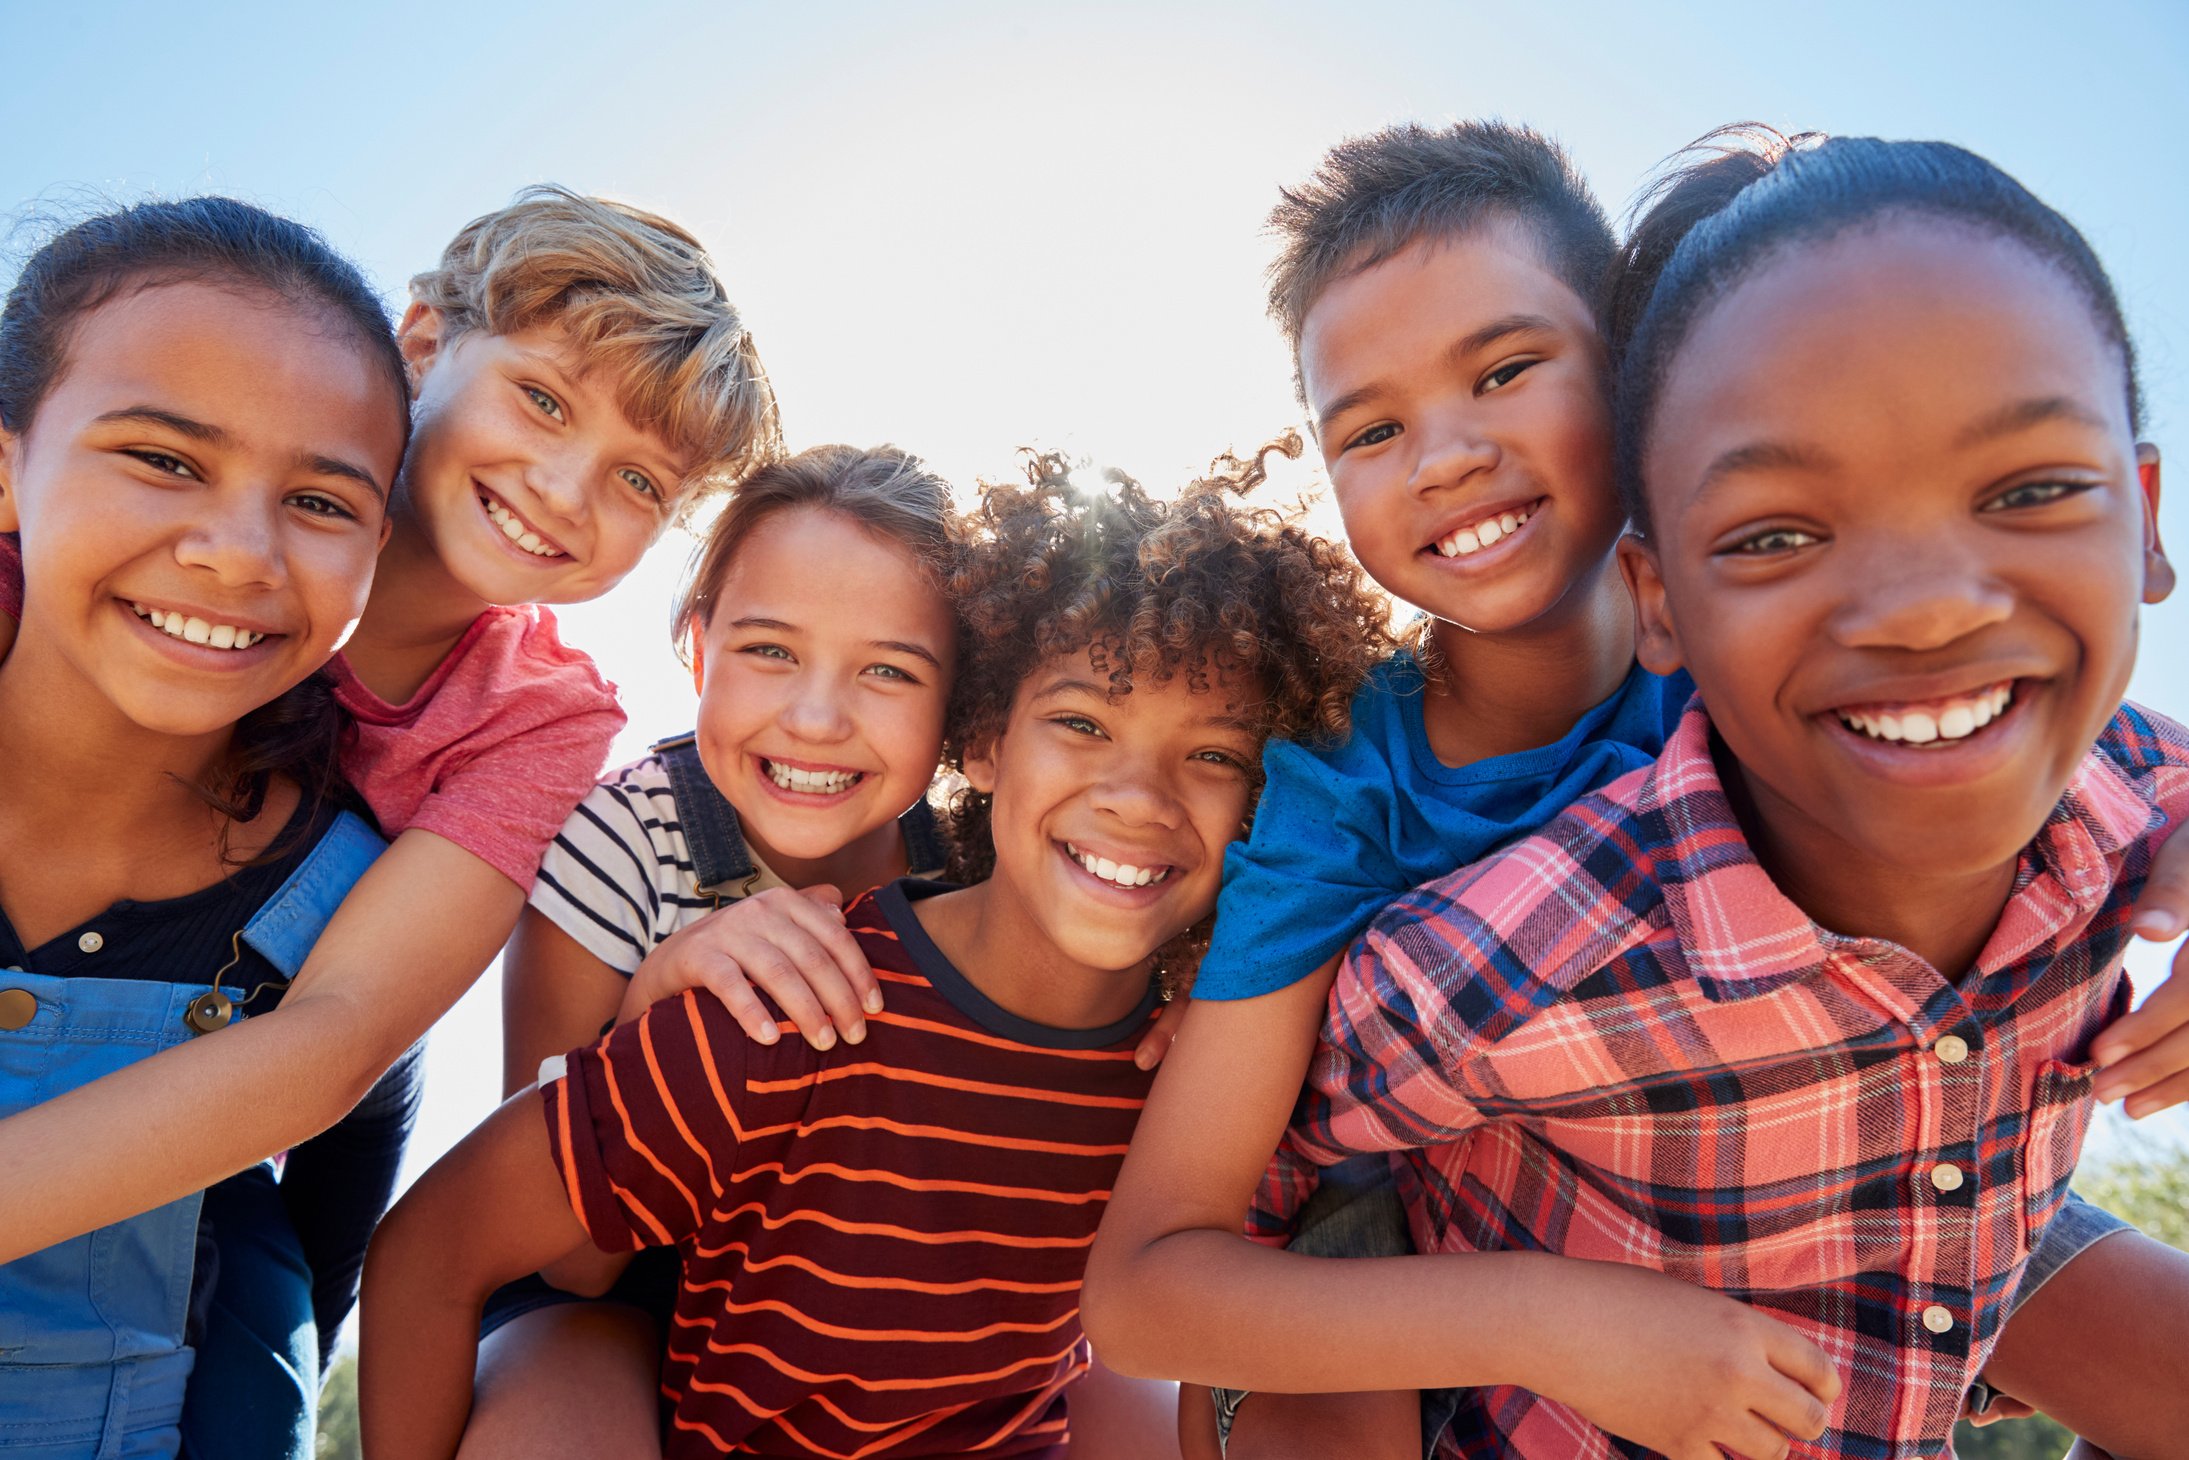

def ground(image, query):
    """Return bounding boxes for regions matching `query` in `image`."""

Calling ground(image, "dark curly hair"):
[940,434,1391,984]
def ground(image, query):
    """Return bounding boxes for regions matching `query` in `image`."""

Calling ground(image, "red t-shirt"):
[542,879,1160,1459]
[0,534,621,890]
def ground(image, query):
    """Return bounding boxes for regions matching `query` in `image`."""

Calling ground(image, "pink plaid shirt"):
[1254,702,2189,1459]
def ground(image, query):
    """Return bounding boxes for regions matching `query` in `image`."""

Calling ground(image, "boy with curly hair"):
[360,444,1388,1459]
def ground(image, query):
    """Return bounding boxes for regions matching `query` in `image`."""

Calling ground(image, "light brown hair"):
[411,185,782,509]
[672,443,961,660]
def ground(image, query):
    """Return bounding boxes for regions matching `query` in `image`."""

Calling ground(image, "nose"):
[1087,749,1188,833]
[1826,529,2013,652]
[778,673,854,745]
[173,491,284,590]
[1406,408,1499,497]
[526,447,590,525]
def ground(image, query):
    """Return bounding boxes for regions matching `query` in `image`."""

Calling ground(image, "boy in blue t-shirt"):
[1086,121,2189,1457]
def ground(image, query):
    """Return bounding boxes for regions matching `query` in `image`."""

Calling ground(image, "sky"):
[6,0,2186,1311]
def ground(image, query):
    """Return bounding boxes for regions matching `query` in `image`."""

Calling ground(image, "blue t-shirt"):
[1195,655,1693,1000]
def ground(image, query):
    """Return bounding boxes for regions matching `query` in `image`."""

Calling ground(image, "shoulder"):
[1259,654,1419,796]
[448,605,622,718]
[1354,764,1663,1027]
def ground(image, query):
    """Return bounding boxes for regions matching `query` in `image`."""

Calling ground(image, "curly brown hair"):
[941,434,1391,982]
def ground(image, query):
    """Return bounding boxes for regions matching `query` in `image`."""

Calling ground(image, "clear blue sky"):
[7,0,2186,1232]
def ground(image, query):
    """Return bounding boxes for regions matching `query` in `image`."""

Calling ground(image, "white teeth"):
[1066,843,1170,889]
[764,760,860,794]
[131,604,263,650]
[479,493,563,557]
[1838,684,2016,747]
[1434,505,1533,558]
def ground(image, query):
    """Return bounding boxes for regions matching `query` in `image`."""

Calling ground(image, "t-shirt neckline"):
[872,878,1157,1049]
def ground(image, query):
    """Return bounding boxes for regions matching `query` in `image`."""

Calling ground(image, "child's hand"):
[1533,1262,1840,1460]
[1134,997,1190,1070]
[2091,826,2189,1117]
[618,886,881,1049]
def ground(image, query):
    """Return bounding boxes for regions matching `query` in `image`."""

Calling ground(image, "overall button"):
[1930,1164,1964,1192]
[0,987,36,1031]
[1934,1034,1970,1065]
[1922,1305,1955,1334]
[184,991,234,1035]
[77,930,104,954]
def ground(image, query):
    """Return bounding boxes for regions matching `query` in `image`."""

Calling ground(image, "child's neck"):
[743,817,911,904]
[341,512,496,705]
[912,879,1151,1033]
[0,638,287,945]
[1721,745,2017,983]
[1419,553,1636,767]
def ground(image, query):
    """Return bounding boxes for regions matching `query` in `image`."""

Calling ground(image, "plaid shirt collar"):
[1643,700,2164,1003]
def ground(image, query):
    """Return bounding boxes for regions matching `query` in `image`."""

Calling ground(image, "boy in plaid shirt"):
[1089,131,2189,1459]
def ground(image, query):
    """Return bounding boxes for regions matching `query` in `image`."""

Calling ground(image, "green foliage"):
[316,1353,360,1460]
[1952,1412,2073,1460]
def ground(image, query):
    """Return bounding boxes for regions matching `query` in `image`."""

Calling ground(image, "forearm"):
[0,990,386,1262]
[1092,1224,1606,1395]
[358,1182,496,1458]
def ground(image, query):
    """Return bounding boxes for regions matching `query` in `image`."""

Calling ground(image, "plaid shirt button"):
[1922,1305,1955,1334]
[1934,1034,1971,1064]
[1929,1164,1964,1192]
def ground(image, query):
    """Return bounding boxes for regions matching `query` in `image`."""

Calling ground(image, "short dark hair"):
[1609,125,2142,535]
[1266,121,1616,398]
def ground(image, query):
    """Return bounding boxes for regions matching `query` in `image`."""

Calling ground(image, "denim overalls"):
[0,811,383,1459]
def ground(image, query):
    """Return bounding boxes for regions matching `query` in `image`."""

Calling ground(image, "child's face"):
[396,306,690,607]
[0,281,399,737]
[966,647,1260,975]
[1299,224,1622,633]
[1626,218,2171,881]
[693,506,956,867]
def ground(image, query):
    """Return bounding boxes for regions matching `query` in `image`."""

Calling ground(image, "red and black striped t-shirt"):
[542,878,1160,1459]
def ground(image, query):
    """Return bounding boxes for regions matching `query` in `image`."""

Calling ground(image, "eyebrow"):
[1313,313,1561,433]
[94,406,387,500]
[1694,439,1837,502]
[1954,396,2112,449]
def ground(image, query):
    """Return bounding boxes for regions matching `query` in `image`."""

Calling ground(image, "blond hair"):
[411,185,782,508]
[672,443,962,661]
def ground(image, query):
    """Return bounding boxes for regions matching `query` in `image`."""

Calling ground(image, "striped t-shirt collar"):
[873,878,1159,1050]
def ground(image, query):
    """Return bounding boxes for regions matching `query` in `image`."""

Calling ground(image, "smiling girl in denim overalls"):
[0,199,409,1458]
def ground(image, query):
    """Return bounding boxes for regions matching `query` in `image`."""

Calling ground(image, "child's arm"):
[0,828,518,1262]
[611,885,879,1046]
[2092,823,2189,1115]
[359,1089,594,1459]
[1083,959,1839,1459]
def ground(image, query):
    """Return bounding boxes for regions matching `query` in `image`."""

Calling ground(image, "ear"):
[1617,533,1685,676]
[397,302,447,398]
[2137,442,2175,606]
[962,732,1002,795]
[0,422,18,534]
[688,633,708,697]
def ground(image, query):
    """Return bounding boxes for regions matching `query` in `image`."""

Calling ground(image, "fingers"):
[2130,826,2189,941]
[1748,1367,1832,1446]
[733,928,851,1050]
[2093,957,2189,1072]
[698,964,781,1046]
[1766,1328,1842,1411]
[2093,1021,2189,1116]
[1135,998,1190,1070]
[1721,1410,1797,1460]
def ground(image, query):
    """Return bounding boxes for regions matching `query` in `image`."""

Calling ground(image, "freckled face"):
[967,649,1262,976]
[0,281,401,737]
[1629,220,2167,880]
[397,313,689,606]
[1300,224,1622,633]
[692,507,957,867]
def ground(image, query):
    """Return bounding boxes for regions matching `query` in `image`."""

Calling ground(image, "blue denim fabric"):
[0,812,381,1459]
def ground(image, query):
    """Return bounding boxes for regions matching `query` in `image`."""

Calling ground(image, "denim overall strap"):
[651,733,758,896]
[0,812,383,1458]
[898,797,949,878]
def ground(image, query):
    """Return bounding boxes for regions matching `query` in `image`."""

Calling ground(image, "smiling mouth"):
[130,602,268,650]
[477,489,568,559]
[1834,681,2016,746]
[1428,498,1542,559]
[761,758,864,796]
[1065,841,1173,889]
